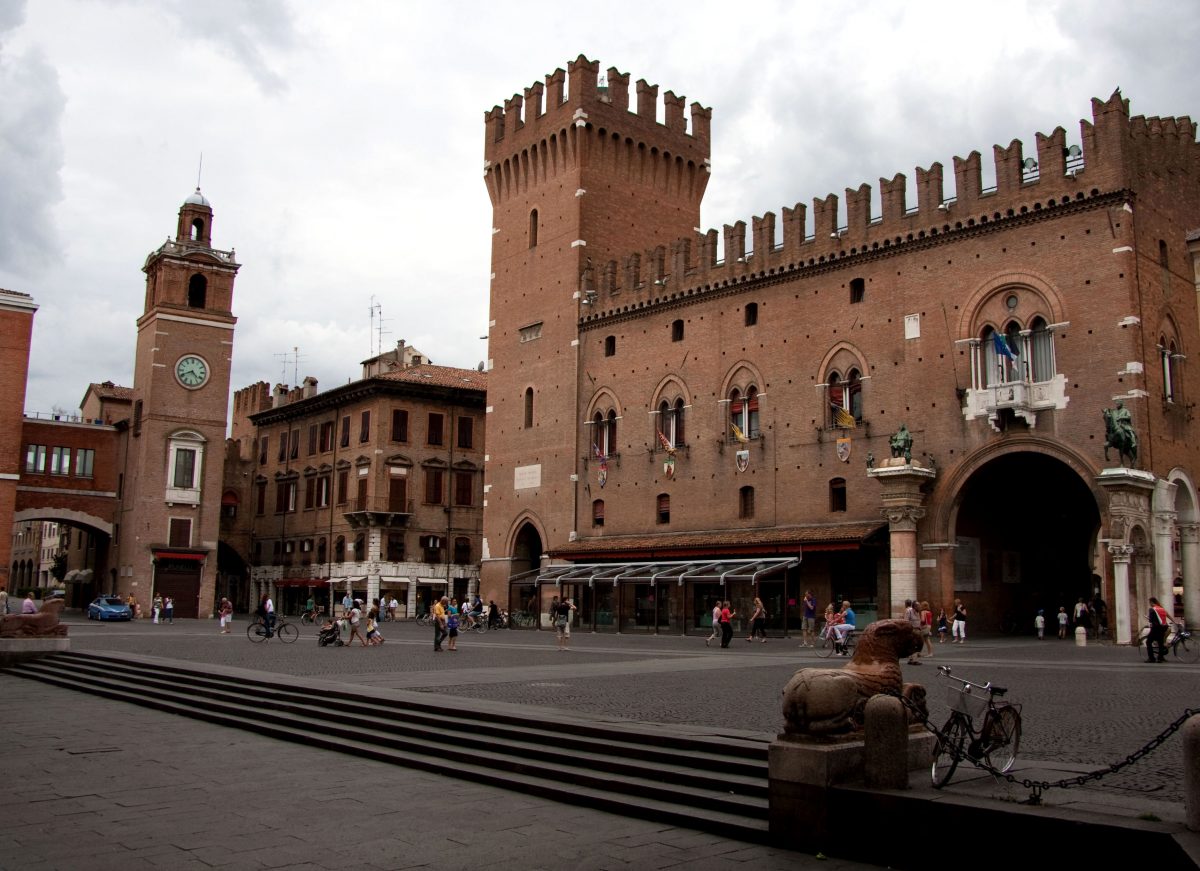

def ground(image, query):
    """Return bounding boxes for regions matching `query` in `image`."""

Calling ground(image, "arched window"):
[982,323,1024,386]
[656,493,670,524]
[827,369,863,427]
[593,408,618,457]
[592,499,605,526]
[658,398,685,448]
[524,387,534,429]
[317,537,327,565]
[830,478,847,512]
[729,386,760,440]
[334,535,345,563]
[353,533,365,561]
[529,209,538,248]
[739,485,754,518]
[1162,337,1182,404]
[1029,317,1054,383]
[187,274,207,308]
[190,217,205,242]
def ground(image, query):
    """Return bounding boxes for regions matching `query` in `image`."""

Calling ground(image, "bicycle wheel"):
[931,717,967,788]
[246,621,267,643]
[983,705,1021,773]
[816,633,837,658]
[277,623,299,644]
[1174,634,1200,663]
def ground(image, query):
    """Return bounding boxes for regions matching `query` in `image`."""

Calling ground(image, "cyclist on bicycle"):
[256,593,275,638]
[831,600,855,655]
[305,594,317,622]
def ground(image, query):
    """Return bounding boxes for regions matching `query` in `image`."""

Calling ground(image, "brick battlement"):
[483,55,711,204]
[578,90,1200,322]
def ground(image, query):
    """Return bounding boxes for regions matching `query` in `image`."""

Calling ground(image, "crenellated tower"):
[480,55,711,595]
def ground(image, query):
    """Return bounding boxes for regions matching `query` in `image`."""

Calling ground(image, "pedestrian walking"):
[719,601,735,648]
[446,601,460,651]
[432,596,448,652]
[1073,598,1090,636]
[904,600,923,664]
[1035,609,1045,639]
[163,596,174,624]
[1057,606,1068,639]
[747,597,767,643]
[1146,596,1171,663]
[951,599,967,644]
[346,600,367,647]
[801,590,817,647]
[919,601,934,657]
[553,597,576,650]
[341,592,354,618]
[218,597,233,633]
[152,594,163,624]
[936,607,949,643]
[706,600,722,647]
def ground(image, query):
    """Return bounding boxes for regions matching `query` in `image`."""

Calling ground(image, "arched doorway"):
[508,521,544,626]
[952,452,1100,632]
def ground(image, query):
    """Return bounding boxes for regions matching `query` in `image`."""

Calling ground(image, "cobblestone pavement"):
[0,678,874,871]
[60,615,1200,805]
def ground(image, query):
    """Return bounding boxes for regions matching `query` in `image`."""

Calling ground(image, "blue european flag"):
[992,331,1017,361]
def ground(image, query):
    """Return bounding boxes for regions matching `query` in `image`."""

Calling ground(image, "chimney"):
[302,376,319,399]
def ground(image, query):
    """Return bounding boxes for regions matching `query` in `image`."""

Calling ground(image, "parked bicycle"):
[247,614,299,643]
[931,665,1022,788]
[414,612,434,627]
[300,608,322,625]
[1135,622,1198,662]
[815,622,856,658]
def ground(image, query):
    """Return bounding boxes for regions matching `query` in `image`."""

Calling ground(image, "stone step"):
[5,652,771,842]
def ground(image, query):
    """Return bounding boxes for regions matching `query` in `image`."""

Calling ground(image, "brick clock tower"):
[479,55,710,599]
[115,189,239,619]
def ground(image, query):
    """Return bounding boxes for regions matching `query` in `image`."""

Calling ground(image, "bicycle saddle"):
[990,685,1008,696]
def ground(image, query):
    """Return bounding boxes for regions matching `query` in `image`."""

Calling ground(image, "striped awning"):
[526,556,800,587]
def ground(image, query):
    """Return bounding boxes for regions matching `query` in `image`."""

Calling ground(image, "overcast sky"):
[2,0,1198,416]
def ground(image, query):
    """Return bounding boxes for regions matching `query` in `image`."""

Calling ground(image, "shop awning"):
[546,522,883,560]
[153,550,206,562]
[528,557,800,587]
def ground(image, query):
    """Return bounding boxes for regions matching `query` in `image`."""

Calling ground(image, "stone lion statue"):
[781,618,926,735]
[0,599,68,638]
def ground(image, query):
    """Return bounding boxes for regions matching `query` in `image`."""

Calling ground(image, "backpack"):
[447,613,459,630]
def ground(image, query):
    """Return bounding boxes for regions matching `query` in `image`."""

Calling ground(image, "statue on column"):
[889,424,913,463]
[1102,400,1138,467]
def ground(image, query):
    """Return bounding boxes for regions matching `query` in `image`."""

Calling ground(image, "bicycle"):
[1135,623,1198,662]
[247,614,299,643]
[815,623,856,658]
[931,665,1022,788]
[300,609,322,626]
[414,613,434,627]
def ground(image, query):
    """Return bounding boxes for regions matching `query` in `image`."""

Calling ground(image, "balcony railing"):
[342,497,414,529]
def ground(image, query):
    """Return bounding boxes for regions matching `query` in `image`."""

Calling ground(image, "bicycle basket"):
[946,685,988,719]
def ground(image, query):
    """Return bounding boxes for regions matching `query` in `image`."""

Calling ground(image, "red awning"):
[153,551,206,562]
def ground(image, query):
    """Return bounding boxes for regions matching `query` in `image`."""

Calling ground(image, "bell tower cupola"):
[177,187,213,246]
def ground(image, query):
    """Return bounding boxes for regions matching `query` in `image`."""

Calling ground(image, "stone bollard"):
[863,695,908,789]
[1075,626,1087,646]
[1186,714,1200,832]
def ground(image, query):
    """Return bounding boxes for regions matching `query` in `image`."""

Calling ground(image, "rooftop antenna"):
[368,295,391,357]
[196,152,203,189]
[273,347,306,386]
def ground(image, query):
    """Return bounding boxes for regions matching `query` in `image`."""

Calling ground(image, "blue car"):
[88,596,132,621]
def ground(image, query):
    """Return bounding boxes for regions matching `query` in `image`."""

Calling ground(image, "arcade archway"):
[952,451,1101,632]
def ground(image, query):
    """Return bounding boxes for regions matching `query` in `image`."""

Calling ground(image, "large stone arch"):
[12,507,112,537]
[956,269,1068,338]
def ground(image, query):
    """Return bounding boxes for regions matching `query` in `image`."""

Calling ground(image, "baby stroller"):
[317,621,343,647]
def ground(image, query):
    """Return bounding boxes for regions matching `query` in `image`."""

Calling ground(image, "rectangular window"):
[391,408,409,442]
[74,448,95,478]
[304,477,315,510]
[259,436,268,465]
[307,425,317,456]
[25,444,47,473]
[173,448,197,489]
[453,471,473,506]
[319,421,334,452]
[457,416,473,449]
[290,428,300,460]
[276,481,297,513]
[425,468,445,504]
[519,322,543,343]
[256,482,266,515]
[316,476,331,508]
[168,518,191,548]
[427,413,444,446]
[340,416,350,448]
[359,410,371,443]
[50,446,70,475]
[355,475,368,509]
[278,430,288,462]
[337,470,349,505]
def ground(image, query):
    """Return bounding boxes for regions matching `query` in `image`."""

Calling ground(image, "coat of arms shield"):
[735,449,750,473]
[836,436,852,463]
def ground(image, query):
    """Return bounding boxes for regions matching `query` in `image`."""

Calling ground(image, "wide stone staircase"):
[4,651,771,842]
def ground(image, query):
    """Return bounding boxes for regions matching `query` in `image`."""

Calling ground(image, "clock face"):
[175,355,209,389]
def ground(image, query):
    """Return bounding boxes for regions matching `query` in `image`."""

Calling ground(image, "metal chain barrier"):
[889,690,1199,805]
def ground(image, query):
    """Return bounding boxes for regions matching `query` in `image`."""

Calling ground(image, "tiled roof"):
[87,382,134,400]
[549,522,885,558]
[376,365,487,391]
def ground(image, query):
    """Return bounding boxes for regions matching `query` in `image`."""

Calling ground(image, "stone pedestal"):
[768,729,936,850]
[1097,468,1155,644]
[0,637,70,667]
[868,461,936,618]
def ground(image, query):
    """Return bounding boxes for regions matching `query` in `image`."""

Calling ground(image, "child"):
[936,608,949,643]
[365,616,384,645]
[1057,606,1068,639]
[1035,609,1045,639]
